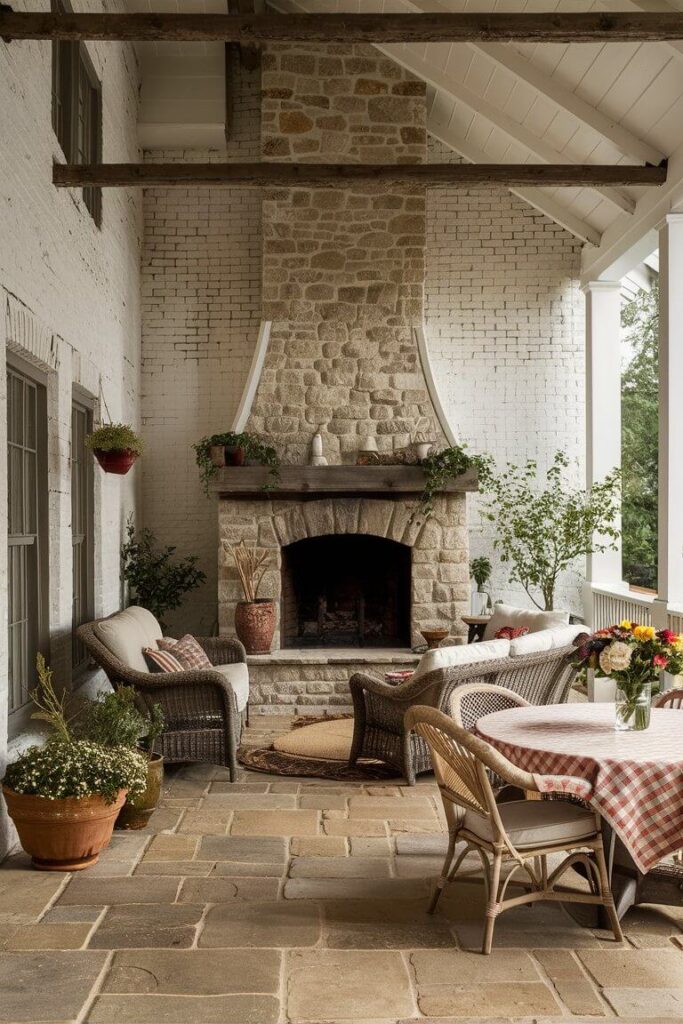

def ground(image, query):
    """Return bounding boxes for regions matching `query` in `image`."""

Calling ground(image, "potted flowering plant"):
[85,423,144,475]
[2,656,147,870]
[573,621,683,731]
[76,686,165,831]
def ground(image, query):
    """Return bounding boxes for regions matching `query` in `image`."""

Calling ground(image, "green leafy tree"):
[120,517,206,630]
[621,283,659,589]
[481,452,621,610]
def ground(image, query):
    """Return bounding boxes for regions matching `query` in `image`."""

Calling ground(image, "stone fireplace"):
[215,42,474,711]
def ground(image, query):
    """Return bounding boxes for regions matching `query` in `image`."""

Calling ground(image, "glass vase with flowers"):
[573,622,683,731]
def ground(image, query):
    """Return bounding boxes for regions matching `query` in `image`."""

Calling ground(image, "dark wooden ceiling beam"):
[4,11,683,43]
[52,162,668,189]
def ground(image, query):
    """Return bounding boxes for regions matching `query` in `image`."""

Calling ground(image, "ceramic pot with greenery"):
[193,431,279,495]
[470,556,492,615]
[85,423,144,475]
[76,685,166,831]
[229,540,275,654]
[2,657,147,870]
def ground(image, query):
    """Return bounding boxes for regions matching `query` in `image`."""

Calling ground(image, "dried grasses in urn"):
[229,541,271,602]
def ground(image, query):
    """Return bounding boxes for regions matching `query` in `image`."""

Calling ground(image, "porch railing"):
[590,585,654,630]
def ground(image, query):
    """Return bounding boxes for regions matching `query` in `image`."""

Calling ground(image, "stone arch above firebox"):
[271,498,426,550]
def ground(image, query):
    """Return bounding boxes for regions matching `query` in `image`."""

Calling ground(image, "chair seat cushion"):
[214,662,250,712]
[464,799,597,850]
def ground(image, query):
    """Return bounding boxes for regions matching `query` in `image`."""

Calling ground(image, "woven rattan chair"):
[451,683,531,793]
[77,617,247,780]
[349,645,577,785]
[405,705,624,954]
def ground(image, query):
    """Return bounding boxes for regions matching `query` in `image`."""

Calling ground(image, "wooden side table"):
[461,615,491,643]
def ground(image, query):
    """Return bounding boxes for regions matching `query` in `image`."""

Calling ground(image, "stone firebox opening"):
[281,534,411,650]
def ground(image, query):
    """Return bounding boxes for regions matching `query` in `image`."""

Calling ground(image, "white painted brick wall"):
[425,184,585,615]
[140,63,262,635]
[0,2,142,857]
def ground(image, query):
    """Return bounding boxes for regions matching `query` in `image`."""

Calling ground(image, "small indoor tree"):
[481,451,621,611]
[120,517,206,630]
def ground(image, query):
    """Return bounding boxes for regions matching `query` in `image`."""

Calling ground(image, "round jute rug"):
[238,716,400,780]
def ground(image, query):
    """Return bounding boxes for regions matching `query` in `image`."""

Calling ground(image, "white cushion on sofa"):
[509,631,553,657]
[95,609,149,673]
[412,638,511,681]
[214,662,250,712]
[124,605,163,646]
[508,623,585,657]
[483,602,570,641]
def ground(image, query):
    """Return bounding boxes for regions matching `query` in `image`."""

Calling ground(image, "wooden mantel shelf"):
[210,465,478,498]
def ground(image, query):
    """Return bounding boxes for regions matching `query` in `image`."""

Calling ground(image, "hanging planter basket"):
[93,449,138,475]
[85,423,143,476]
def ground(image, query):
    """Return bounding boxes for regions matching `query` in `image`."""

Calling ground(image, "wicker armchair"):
[349,645,577,785]
[77,616,248,780]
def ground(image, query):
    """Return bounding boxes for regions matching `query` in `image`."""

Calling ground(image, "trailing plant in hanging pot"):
[2,656,147,870]
[85,423,144,475]
[193,431,280,495]
[229,540,275,654]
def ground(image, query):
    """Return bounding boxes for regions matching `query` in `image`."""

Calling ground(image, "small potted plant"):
[2,656,147,870]
[193,431,280,495]
[229,540,275,654]
[470,556,493,615]
[76,686,165,831]
[85,423,144,475]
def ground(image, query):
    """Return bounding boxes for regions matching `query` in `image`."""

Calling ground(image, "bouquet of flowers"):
[573,621,683,729]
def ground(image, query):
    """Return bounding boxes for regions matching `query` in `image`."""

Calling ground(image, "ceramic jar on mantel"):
[235,599,276,654]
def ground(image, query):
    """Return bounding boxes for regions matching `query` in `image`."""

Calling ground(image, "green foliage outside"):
[621,282,659,590]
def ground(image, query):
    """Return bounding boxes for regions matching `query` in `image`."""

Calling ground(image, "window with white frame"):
[71,398,94,674]
[7,362,49,722]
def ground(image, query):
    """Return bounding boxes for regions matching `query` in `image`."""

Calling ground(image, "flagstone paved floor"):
[1,714,682,1023]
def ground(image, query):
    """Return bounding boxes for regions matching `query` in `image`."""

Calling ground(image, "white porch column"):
[655,214,683,624]
[584,280,623,605]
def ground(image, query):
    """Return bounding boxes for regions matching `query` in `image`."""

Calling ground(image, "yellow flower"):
[619,619,633,631]
[633,625,656,642]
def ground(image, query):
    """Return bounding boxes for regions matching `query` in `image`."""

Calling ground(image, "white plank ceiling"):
[125,0,683,271]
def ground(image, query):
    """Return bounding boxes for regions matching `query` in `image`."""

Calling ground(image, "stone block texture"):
[246,43,445,465]
[219,493,468,708]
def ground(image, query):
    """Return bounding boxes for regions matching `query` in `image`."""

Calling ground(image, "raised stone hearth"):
[216,467,472,712]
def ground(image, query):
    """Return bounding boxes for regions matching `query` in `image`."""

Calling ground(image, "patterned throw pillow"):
[494,625,530,640]
[144,647,184,673]
[158,634,212,670]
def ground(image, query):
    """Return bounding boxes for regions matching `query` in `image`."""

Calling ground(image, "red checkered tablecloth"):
[475,704,683,873]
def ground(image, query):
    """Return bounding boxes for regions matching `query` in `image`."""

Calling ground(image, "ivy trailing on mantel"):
[193,431,280,496]
[414,444,491,520]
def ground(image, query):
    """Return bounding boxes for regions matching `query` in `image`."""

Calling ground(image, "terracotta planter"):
[93,449,138,475]
[115,753,164,831]
[209,445,226,469]
[2,786,126,871]
[225,445,246,466]
[235,599,276,654]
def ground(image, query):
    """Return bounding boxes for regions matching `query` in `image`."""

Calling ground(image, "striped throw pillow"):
[158,634,211,670]
[144,647,184,673]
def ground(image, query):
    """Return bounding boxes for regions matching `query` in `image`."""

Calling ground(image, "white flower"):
[600,640,632,674]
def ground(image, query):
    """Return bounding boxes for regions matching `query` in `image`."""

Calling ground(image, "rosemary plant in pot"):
[2,657,147,870]
[85,423,144,476]
[229,540,275,654]
[573,623,683,731]
[76,687,165,831]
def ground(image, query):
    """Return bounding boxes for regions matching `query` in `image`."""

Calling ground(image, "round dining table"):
[475,703,683,921]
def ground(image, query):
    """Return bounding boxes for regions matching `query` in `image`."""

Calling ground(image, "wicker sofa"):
[349,625,582,784]
[77,606,248,780]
